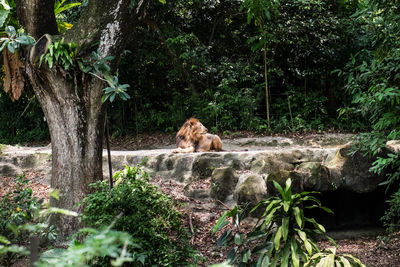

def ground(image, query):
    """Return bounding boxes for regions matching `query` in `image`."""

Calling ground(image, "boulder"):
[326,144,384,193]
[250,156,294,174]
[192,154,224,179]
[296,162,331,191]
[0,163,22,177]
[210,167,239,201]
[234,174,267,206]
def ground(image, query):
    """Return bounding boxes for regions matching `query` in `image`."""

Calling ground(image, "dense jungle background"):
[0,0,381,143]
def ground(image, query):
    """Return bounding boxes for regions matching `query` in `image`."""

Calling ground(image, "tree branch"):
[66,0,149,68]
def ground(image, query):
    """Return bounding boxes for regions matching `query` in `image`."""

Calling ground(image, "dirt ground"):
[2,171,400,267]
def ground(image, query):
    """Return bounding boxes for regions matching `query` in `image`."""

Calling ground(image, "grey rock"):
[234,174,267,206]
[0,163,22,177]
[210,167,239,201]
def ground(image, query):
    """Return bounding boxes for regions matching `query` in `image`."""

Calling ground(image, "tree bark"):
[15,0,149,239]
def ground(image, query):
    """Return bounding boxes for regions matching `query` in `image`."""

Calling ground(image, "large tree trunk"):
[15,0,149,239]
[26,64,105,237]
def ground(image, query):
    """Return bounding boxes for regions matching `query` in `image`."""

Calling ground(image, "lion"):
[172,118,222,153]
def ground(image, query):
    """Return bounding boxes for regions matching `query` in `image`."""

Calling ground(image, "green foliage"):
[381,189,400,234]
[240,0,279,25]
[80,165,199,266]
[37,225,145,267]
[0,180,146,267]
[370,152,400,191]
[0,174,39,241]
[212,206,273,266]
[0,0,11,28]
[54,0,81,33]
[0,174,59,266]
[337,0,400,234]
[79,50,132,103]
[213,178,334,266]
[271,91,330,133]
[0,235,28,266]
[39,37,76,70]
[0,25,34,53]
[253,178,334,266]
[304,247,365,267]
[102,75,131,103]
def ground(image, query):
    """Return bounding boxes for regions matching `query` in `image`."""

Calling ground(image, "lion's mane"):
[173,118,222,153]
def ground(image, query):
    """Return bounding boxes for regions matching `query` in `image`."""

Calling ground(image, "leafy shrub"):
[271,91,330,133]
[380,189,400,235]
[214,178,334,266]
[80,165,199,266]
[0,174,40,241]
[0,174,59,266]
[254,179,335,266]
[212,206,273,266]
[38,223,145,267]
[304,247,365,267]
[0,182,145,267]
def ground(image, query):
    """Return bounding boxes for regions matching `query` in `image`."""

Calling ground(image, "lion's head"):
[176,117,208,143]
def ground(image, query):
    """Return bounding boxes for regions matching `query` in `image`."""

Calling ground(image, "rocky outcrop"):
[0,134,386,203]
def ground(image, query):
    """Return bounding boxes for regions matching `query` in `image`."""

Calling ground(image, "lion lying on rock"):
[172,118,222,153]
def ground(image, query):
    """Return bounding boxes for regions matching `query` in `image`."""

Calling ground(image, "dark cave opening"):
[306,187,388,230]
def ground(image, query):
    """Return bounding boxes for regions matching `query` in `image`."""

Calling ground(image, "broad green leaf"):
[261,206,280,228]
[272,180,285,197]
[320,206,334,214]
[252,242,273,254]
[46,207,78,216]
[55,2,81,15]
[40,248,67,260]
[7,41,14,53]
[343,254,366,267]
[227,247,237,262]
[281,216,289,241]
[256,253,270,267]
[290,237,300,267]
[47,55,53,68]
[15,35,34,45]
[0,39,9,52]
[234,233,243,245]
[339,256,351,267]
[241,248,251,263]
[5,25,15,37]
[293,207,303,228]
[296,229,312,255]
[0,0,10,10]
[324,254,335,267]
[217,229,232,247]
[247,231,267,242]
[273,226,282,251]
[0,235,9,245]
[284,178,292,192]
[306,217,326,233]
[283,200,290,212]
[212,211,229,234]
[110,93,116,102]
[0,5,10,28]
[281,243,290,267]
